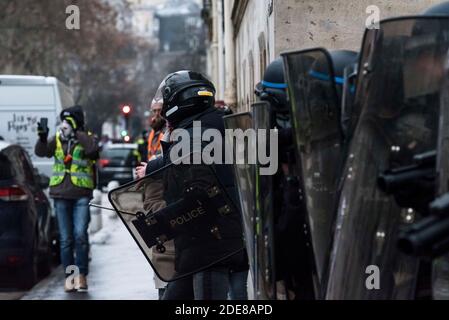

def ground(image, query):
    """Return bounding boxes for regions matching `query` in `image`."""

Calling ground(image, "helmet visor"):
[151,77,171,119]
[151,80,165,108]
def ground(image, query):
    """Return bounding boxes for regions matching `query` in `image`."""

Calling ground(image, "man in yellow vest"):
[35,105,99,293]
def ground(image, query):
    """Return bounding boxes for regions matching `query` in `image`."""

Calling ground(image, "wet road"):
[0,290,26,300]
[1,191,158,300]
[21,213,158,300]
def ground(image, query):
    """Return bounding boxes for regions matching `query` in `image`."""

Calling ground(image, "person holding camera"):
[35,105,99,293]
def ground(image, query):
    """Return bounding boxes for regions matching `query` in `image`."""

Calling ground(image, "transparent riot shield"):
[326,16,449,299]
[108,153,244,282]
[438,71,449,197]
[251,101,277,299]
[223,112,256,289]
[341,61,359,141]
[282,48,345,297]
[431,52,449,300]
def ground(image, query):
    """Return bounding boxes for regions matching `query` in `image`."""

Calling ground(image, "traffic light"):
[122,105,131,115]
[121,104,132,138]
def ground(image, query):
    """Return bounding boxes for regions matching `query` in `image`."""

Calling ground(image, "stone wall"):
[231,0,446,111]
[233,0,275,110]
[274,0,442,55]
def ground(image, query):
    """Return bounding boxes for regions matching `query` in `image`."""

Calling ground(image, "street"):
[0,193,158,301]
[3,0,449,303]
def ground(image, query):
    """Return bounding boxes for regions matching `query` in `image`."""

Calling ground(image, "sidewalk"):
[21,201,159,300]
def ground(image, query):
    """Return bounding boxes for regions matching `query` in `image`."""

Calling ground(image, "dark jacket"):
[148,107,247,274]
[35,131,99,199]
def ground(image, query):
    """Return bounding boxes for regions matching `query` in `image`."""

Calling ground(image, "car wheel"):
[18,238,38,290]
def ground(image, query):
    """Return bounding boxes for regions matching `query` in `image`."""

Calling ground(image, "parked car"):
[0,141,56,289]
[98,143,139,189]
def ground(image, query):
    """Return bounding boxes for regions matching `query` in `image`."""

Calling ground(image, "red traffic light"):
[122,105,131,115]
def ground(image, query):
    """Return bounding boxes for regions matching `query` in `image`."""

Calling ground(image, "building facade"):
[156,0,206,53]
[203,0,443,112]
[127,0,166,41]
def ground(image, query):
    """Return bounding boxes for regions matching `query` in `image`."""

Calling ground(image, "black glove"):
[37,121,49,142]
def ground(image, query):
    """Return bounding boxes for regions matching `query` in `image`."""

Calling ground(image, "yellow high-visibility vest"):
[49,132,94,189]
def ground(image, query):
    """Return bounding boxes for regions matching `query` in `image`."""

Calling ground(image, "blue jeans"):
[54,197,90,276]
[193,268,230,300]
[162,268,231,300]
[228,270,248,300]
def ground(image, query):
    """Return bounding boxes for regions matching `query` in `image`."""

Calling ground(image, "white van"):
[0,75,74,178]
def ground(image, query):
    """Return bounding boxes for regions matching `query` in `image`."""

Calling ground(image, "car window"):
[0,153,13,180]
[19,150,36,184]
[102,149,133,159]
[1,146,24,182]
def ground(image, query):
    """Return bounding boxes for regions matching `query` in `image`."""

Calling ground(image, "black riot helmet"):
[307,50,358,140]
[413,2,449,40]
[407,10,449,104]
[255,58,289,114]
[423,1,449,15]
[309,50,359,99]
[153,70,216,127]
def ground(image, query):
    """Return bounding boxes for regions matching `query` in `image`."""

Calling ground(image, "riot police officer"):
[322,8,449,299]
[249,51,358,300]
[281,49,358,299]
[399,0,449,300]
[131,70,247,300]
[252,58,316,300]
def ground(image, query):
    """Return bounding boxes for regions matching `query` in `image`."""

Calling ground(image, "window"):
[19,150,36,184]
[2,146,23,182]
[103,148,133,160]
[242,59,247,110]
[0,153,13,180]
[258,32,267,79]
[248,52,255,105]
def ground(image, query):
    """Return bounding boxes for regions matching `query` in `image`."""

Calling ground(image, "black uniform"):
[160,107,247,275]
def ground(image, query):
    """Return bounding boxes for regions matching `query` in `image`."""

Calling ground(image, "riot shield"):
[326,16,449,299]
[251,102,277,299]
[281,48,345,297]
[438,70,449,197]
[223,112,256,289]
[108,153,244,282]
[431,48,449,300]
[341,61,359,140]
